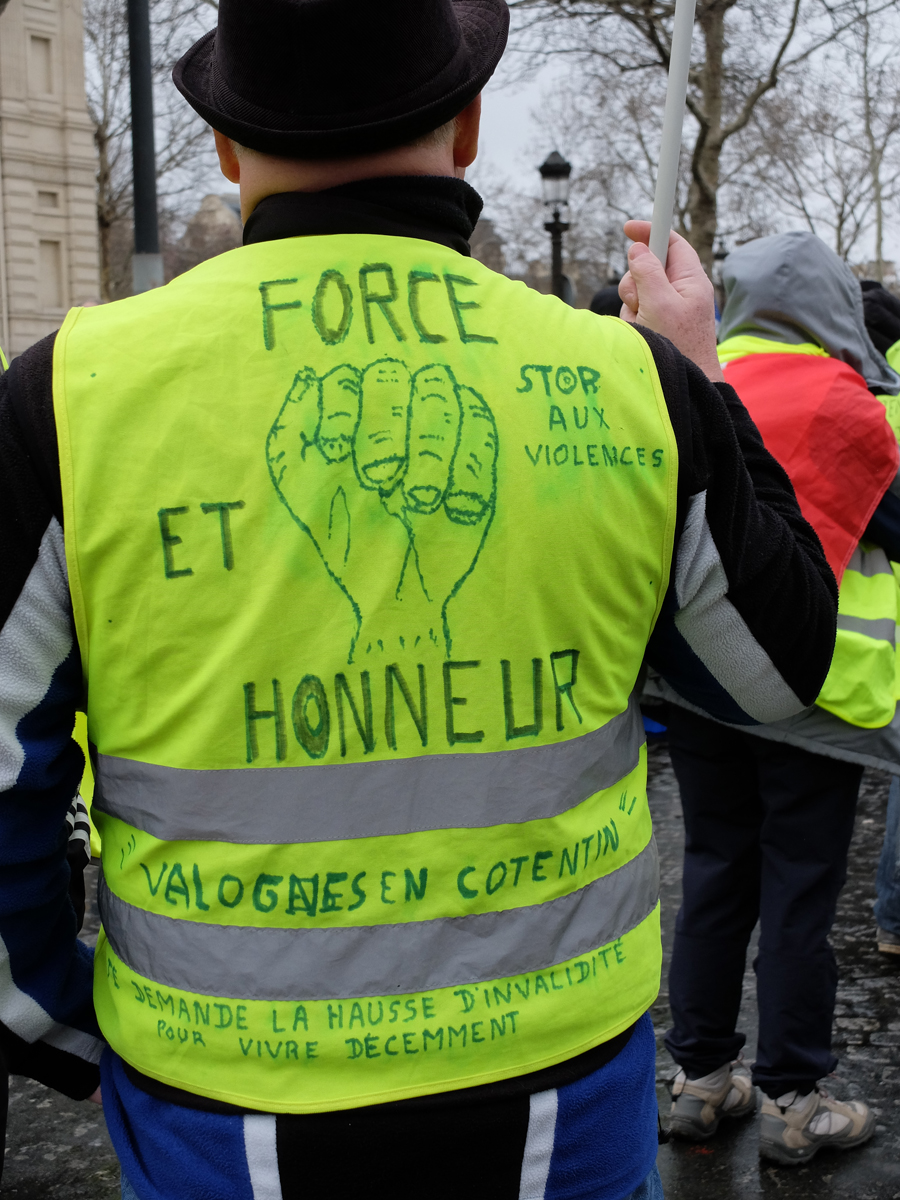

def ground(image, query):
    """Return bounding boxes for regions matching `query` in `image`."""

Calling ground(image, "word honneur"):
[244,650,582,762]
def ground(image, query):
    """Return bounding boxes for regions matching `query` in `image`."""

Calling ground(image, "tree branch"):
[715,0,801,145]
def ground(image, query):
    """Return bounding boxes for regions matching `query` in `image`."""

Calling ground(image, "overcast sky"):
[476,70,548,184]
[208,48,900,270]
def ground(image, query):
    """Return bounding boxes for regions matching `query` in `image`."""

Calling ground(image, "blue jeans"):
[876,776,900,936]
[123,1165,664,1200]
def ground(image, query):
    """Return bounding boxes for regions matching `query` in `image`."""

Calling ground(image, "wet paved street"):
[649,740,900,1199]
[1,866,118,1199]
[1,741,897,1197]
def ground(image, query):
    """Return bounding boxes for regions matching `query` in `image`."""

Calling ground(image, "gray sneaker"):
[877,926,900,955]
[759,1088,875,1165]
[669,1061,756,1141]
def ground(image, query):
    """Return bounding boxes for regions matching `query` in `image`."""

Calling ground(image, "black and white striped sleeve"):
[638,328,838,724]
[0,334,103,1099]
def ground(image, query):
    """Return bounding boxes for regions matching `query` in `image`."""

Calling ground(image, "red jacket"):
[725,352,898,583]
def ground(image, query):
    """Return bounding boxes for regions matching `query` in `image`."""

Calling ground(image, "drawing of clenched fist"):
[266,357,498,659]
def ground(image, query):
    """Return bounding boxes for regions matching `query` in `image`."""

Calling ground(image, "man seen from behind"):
[0,2,838,1197]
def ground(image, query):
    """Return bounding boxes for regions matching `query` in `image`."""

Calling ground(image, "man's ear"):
[214,129,241,184]
[453,94,481,171]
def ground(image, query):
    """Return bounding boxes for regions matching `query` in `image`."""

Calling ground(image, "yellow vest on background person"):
[54,234,677,1113]
[720,336,900,729]
[816,542,900,727]
[73,712,102,859]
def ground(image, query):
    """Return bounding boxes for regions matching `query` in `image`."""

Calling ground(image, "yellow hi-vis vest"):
[55,234,677,1113]
[720,336,900,729]
[816,541,900,726]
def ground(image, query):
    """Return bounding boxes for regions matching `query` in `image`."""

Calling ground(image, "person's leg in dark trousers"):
[664,705,862,1096]
[751,738,861,1098]
[664,706,764,1076]
[875,776,900,947]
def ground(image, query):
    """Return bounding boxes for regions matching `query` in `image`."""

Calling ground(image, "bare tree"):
[506,0,900,272]
[83,0,220,299]
[749,85,875,258]
[83,0,131,299]
[854,4,900,276]
[739,5,900,264]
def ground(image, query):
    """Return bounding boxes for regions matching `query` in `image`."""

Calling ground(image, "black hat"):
[173,0,510,160]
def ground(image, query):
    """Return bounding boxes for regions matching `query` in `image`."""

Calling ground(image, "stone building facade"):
[0,0,99,359]
[165,192,241,280]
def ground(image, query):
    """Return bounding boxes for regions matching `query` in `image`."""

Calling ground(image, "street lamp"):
[539,151,572,301]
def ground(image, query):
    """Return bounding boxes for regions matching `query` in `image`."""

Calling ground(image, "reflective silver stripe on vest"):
[99,838,659,1001]
[836,613,897,644]
[93,699,644,845]
[846,545,893,578]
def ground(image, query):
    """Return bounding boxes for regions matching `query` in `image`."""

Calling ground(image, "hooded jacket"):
[651,231,900,772]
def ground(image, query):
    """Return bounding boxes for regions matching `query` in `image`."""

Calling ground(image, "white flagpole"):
[649,0,697,266]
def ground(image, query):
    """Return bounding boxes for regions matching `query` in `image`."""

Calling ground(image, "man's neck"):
[238,157,463,224]
[212,124,472,223]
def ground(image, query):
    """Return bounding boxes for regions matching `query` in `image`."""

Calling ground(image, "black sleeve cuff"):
[0,1024,100,1101]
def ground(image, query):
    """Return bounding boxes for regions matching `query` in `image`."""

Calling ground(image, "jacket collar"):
[242,175,482,256]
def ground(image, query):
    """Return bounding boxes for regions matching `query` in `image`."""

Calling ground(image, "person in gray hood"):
[650,230,900,1165]
[718,230,900,387]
